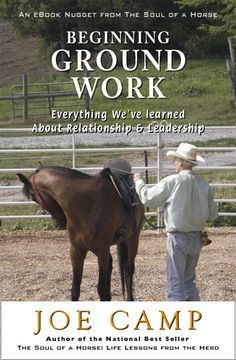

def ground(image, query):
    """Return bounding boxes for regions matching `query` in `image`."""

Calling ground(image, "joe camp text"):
[34,308,202,335]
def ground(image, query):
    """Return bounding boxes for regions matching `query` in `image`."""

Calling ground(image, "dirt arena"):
[0,228,235,301]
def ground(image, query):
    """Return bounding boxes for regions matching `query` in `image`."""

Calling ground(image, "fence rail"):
[0,126,236,222]
[0,73,89,121]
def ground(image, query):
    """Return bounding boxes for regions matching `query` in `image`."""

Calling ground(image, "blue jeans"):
[166,232,202,301]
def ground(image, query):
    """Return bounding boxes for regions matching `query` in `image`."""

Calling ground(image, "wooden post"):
[23,72,28,121]
[227,37,236,109]
[228,36,236,66]
[226,60,236,109]
[46,84,52,115]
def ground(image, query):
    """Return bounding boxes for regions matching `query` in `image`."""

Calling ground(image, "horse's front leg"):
[97,251,113,301]
[70,244,87,301]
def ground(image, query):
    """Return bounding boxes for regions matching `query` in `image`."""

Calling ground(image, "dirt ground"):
[0,228,235,301]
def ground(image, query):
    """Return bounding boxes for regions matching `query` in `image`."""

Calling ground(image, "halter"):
[31,172,45,209]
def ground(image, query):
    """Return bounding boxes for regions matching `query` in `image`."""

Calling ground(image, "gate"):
[0,73,89,121]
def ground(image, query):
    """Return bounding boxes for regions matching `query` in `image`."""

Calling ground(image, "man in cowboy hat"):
[134,143,218,301]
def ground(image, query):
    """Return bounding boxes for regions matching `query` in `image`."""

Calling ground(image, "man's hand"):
[133,173,142,182]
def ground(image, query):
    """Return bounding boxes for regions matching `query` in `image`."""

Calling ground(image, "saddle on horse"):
[100,158,141,214]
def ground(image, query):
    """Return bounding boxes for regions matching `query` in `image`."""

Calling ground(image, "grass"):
[0,202,57,232]
[92,59,235,125]
[193,138,236,148]
[0,59,235,126]
[0,217,57,232]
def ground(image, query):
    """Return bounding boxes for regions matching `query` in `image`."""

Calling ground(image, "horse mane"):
[41,166,92,179]
[19,166,91,198]
[22,181,32,199]
[16,173,32,199]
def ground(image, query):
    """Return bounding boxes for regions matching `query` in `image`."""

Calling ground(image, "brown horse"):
[17,163,144,301]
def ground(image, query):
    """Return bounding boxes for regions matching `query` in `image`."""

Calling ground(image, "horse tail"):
[17,173,32,198]
[117,242,127,300]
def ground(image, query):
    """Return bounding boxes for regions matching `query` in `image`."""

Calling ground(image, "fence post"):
[72,132,76,169]
[144,151,149,184]
[228,36,236,65]
[144,151,149,213]
[157,132,164,231]
[84,69,89,110]
[22,72,28,122]
[46,84,52,115]
[227,36,236,109]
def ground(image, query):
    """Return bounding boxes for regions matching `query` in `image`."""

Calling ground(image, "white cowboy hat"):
[166,143,205,165]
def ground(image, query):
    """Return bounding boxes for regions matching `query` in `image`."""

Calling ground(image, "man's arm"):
[134,173,169,208]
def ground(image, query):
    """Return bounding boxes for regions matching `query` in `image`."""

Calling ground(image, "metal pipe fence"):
[0,126,236,222]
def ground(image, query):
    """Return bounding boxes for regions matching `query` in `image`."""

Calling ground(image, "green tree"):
[176,0,236,56]
[0,0,81,50]
[1,0,234,57]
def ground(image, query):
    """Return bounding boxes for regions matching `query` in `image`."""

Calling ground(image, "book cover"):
[0,1,235,359]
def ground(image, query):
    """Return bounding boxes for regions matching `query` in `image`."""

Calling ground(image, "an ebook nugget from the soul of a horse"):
[0,2,235,360]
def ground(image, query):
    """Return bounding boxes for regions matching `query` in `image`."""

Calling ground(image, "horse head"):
[17,171,67,229]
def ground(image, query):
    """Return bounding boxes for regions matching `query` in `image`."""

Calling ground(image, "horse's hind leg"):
[126,233,139,301]
[97,251,113,301]
[70,244,87,301]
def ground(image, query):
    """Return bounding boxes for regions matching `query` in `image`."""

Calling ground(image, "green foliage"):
[175,0,236,56]
[0,58,235,124]
[210,203,236,227]
[176,0,236,34]
[0,0,234,57]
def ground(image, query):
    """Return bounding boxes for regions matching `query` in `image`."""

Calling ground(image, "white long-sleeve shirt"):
[135,170,218,232]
